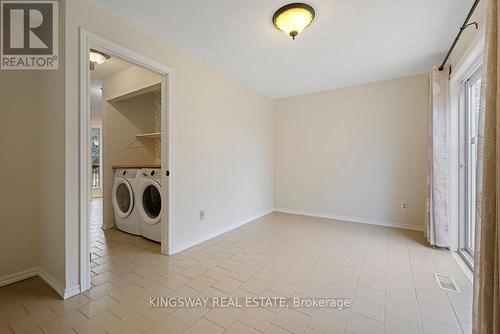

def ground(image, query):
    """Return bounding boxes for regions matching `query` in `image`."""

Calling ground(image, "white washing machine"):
[112,168,140,235]
[137,168,162,242]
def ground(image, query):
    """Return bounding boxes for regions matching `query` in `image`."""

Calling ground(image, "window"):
[91,127,101,188]
[459,65,482,267]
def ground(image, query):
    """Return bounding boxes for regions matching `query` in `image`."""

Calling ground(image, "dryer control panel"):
[141,168,161,180]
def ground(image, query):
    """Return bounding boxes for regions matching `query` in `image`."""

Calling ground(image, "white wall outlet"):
[199,210,206,220]
[401,202,408,210]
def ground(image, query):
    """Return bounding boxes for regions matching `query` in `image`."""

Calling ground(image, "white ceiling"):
[88,0,472,98]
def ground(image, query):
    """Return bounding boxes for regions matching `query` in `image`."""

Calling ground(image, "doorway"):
[80,30,174,292]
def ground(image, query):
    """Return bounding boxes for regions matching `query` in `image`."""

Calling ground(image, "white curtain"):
[426,66,450,247]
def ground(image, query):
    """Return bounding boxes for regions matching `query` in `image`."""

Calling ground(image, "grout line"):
[344,223,367,333]
[382,224,388,332]
[5,201,472,334]
[200,314,227,332]
[428,249,467,334]
[405,235,426,333]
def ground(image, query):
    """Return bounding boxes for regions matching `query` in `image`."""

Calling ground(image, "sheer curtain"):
[426,66,450,247]
[473,0,500,332]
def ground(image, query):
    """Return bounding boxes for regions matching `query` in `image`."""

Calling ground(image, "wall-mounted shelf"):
[126,132,161,148]
[134,132,161,139]
[107,83,161,103]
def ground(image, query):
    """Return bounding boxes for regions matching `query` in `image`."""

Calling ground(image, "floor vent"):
[434,273,460,293]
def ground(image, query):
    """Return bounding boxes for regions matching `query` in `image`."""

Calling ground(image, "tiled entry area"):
[0,202,472,334]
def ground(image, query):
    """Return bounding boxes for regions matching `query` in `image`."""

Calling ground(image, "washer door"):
[112,178,134,218]
[139,179,161,224]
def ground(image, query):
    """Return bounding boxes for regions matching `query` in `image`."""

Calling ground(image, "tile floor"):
[0,198,472,334]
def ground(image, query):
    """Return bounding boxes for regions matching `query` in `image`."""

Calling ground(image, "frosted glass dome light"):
[89,49,110,70]
[273,3,315,40]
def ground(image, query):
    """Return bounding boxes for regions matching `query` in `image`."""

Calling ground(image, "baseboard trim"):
[38,268,82,299]
[274,208,424,232]
[172,208,274,254]
[38,268,66,298]
[63,285,82,299]
[0,268,38,288]
[37,268,81,299]
[0,268,80,300]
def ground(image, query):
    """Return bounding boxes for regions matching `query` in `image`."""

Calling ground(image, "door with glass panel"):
[460,66,482,267]
[91,127,101,188]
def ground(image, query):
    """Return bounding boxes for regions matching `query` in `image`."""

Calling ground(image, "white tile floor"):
[0,198,472,333]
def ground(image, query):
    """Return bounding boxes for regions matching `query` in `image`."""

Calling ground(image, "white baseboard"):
[0,268,38,288]
[63,285,82,299]
[38,268,80,299]
[172,208,274,254]
[274,208,424,232]
[38,268,66,298]
[0,268,80,300]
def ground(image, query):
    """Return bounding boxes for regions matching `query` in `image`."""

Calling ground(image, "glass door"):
[460,66,482,267]
[91,127,102,188]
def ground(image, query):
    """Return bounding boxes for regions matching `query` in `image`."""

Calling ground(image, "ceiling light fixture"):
[272,3,315,40]
[89,49,110,70]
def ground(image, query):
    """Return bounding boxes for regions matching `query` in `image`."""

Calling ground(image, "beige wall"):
[102,66,161,101]
[0,1,67,287]
[274,74,429,230]
[0,72,41,281]
[102,66,161,229]
[0,0,486,294]
[38,0,67,287]
[61,0,274,290]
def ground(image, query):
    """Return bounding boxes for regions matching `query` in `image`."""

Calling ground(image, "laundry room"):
[88,48,167,287]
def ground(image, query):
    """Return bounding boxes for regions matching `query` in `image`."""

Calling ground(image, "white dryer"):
[112,168,140,235]
[137,168,162,242]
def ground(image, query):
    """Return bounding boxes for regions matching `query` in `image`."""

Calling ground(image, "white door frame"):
[448,29,484,253]
[79,29,174,292]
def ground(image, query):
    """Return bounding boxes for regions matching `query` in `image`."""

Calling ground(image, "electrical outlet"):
[401,202,408,210]
[199,210,206,220]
